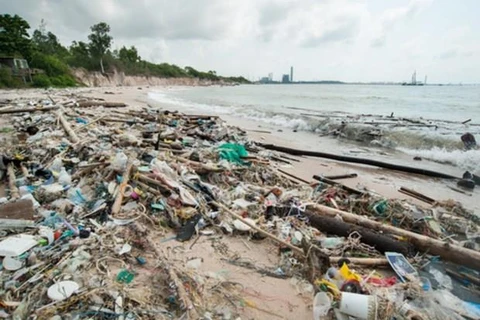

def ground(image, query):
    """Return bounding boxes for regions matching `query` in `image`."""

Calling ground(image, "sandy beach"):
[0,85,478,319]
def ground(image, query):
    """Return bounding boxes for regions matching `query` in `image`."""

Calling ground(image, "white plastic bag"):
[58,167,72,185]
[112,152,128,171]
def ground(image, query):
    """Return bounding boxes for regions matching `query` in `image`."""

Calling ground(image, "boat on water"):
[402,71,426,86]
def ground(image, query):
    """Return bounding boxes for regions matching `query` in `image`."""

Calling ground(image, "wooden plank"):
[0,199,34,220]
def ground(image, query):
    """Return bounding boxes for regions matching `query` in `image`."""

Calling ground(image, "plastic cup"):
[313,292,331,320]
[338,292,377,320]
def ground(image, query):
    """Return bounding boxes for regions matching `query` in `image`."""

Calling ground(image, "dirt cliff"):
[72,68,230,87]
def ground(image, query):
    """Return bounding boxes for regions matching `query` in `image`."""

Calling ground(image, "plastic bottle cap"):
[47,281,80,301]
[2,256,24,271]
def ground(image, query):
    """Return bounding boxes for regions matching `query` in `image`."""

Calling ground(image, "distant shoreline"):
[254,82,478,86]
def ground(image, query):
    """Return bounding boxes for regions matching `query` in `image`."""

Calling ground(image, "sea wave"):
[398,147,480,174]
[148,92,231,114]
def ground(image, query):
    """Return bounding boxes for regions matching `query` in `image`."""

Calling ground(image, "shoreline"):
[3,85,475,211]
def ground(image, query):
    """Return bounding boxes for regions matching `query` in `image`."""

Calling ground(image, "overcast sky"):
[2,0,479,83]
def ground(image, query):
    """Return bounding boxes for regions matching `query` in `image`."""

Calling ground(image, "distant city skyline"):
[2,0,480,83]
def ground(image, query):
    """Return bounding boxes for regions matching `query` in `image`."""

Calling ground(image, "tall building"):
[268,73,273,82]
[282,74,290,83]
[290,66,293,82]
[259,77,269,83]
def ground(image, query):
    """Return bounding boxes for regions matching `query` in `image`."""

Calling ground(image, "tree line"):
[0,14,249,88]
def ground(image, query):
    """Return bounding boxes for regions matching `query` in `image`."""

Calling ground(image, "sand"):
[0,85,477,319]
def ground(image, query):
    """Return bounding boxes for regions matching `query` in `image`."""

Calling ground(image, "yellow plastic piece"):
[314,278,340,296]
[339,263,362,282]
[244,299,257,307]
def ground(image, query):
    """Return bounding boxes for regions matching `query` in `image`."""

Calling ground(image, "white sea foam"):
[148,91,231,114]
[398,147,480,174]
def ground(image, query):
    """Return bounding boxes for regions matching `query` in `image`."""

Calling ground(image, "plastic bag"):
[58,167,72,185]
[49,158,63,173]
[218,143,248,165]
[112,152,128,171]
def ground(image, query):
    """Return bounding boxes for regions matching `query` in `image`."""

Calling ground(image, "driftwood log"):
[308,204,480,270]
[0,106,59,114]
[101,118,149,125]
[398,187,436,205]
[7,164,19,199]
[137,174,172,195]
[214,201,305,255]
[305,212,412,255]
[213,202,378,269]
[111,162,133,215]
[313,175,364,195]
[57,111,80,144]
[324,173,358,180]
[259,143,458,180]
[76,101,127,108]
[278,169,310,184]
[329,257,389,267]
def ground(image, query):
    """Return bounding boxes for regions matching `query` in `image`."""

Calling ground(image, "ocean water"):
[149,84,480,174]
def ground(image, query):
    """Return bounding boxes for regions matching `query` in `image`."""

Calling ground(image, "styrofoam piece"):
[0,234,38,256]
[118,243,132,255]
[233,218,256,232]
[39,227,55,245]
[2,256,24,271]
[47,281,80,301]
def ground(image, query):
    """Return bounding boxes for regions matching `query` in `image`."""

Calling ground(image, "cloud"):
[370,35,386,48]
[300,20,360,47]
[439,49,458,59]
[257,0,365,47]
[1,0,478,83]
[370,0,434,47]
[380,0,434,28]
[1,0,254,41]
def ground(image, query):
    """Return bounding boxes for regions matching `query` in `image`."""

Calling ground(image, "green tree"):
[68,40,95,70]
[185,66,200,77]
[119,45,140,63]
[0,14,31,58]
[32,20,68,57]
[88,22,112,73]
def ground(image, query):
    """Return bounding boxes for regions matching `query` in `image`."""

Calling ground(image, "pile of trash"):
[0,92,479,319]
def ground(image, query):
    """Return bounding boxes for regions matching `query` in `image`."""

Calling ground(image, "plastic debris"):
[47,281,80,301]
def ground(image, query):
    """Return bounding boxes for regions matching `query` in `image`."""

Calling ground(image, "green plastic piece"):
[372,199,388,216]
[218,143,249,165]
[151,203,165,210]
[116,269,135,284]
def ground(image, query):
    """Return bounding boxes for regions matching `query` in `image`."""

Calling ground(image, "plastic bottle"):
[112,152,128,171]
[321,237,345,249]
[325,267,345,289]
[49,158,63,173]
[68,187,86,205]
[58,167,72,185]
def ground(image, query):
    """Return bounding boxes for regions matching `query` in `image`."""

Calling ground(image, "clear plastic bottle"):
[50,158,63,173]
[58,167,72,185]
[112,152,128,171]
